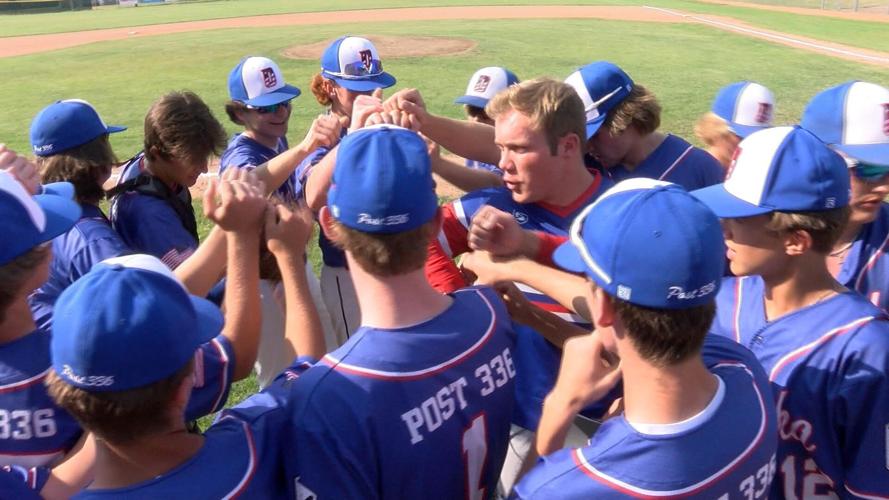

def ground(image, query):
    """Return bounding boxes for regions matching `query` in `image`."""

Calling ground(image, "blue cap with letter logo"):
[564,61,634,139]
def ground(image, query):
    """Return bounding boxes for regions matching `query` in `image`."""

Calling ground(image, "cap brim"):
[454,95,489,108]
[244,84,302,106]
[691,184,773,218]
[553,241,587,273]
[728,123,769,139]
[106,125,127,135]
[586,116,606,139]
[325,72,396,92]
[834,143,889,167]
[189,295,224,344]
[33,193,81,243]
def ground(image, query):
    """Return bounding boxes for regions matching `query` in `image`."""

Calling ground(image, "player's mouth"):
[855,196,882,210]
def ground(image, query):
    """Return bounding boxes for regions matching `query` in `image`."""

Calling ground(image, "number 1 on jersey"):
[462,414,488,500]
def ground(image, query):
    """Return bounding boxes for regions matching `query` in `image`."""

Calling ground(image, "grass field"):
[1,0,887,52]
[3,0,887,421]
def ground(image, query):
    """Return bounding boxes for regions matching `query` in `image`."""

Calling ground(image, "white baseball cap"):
[454,67,519,108]
[711,81,775,138]
[801,81,889,167]
[228,56,301,106]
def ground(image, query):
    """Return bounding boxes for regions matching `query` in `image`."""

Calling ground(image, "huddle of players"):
[0,33,887,498]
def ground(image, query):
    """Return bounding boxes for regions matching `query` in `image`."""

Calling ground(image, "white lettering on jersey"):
[776,391,816,452]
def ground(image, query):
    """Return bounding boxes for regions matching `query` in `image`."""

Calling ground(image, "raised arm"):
[265,202,325,360]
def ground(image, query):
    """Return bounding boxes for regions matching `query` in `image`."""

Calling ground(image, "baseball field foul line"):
[644,5,889,66]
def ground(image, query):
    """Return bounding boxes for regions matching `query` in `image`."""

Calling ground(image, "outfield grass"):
[1,0,887,53]
[1,18,886,157]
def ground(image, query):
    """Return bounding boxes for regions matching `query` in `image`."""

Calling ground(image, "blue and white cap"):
[554,179,724,309]
[228,56,301,106]
[711,81,775,138]
[454,67,519,109]
[564,61,634,139]
[51,254,223,392]
[30,99,126,157]
[692,126,849,218]
[801,81,889,167]
[328,125,437,234]
[0,171,80,265]
[320,36,396,92]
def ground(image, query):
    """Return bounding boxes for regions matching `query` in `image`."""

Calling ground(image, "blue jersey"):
[185,335,237,421]
[219,133,297,202]
[514,335,778,499]
[110,154,197,269]
[0,329,81,468]
[465,158,503,176]
[294,143,348,268]
[29,204,130,332]
[837,203,889,311]
[74,357,314,499]
[288,287,517,500]
[605,134,724,191]
[712,276,889,497]
[0,465,47,499]
[434,174,612,430]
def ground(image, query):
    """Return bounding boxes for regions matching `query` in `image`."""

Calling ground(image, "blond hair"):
[694,112,735,147]
[486,78,585,155]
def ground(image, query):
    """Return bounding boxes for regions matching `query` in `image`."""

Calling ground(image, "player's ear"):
[171,367,195,417]
[594,287,616,329]
[318,206,338,241]
[784,228,813,257]
[557,132,581,159]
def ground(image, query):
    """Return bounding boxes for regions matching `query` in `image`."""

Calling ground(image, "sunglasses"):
[246,101,291,114]
[328,58,384,79]
[848,159,889,182]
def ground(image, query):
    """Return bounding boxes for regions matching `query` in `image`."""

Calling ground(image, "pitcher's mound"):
[282,35,477,59]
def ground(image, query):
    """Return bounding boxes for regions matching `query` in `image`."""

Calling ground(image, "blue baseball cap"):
[30,99,126,157]
[564,61,634,139]
[51,254,223,392]
[692,126,849,218]
[328,125,437,234]
[228,56,301,107]
[0,171,80,265]
[712,81,775,138]
[454,67,520,109]
[320,36,396,92]
[554,179,724,309]
[801,81,889,167]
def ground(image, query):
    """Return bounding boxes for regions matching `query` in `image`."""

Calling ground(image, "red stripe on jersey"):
[769,316,875,382]
[856,233,889,297]
[209,338,231,413]
[0,368,49,394]
[536,169,603,218]
[220,418,258,500]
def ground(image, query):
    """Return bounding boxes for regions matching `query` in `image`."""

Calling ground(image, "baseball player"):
[802,81,889,311]
[695,81,775,169]
[513,179,778,498]
[45,181,324,498]
[693,126,889,496]
[288,125,517,500]
[294,35,397,346]
[424,66,518,193]
[26,99,131,332]
[0,168,82,470]
[389,78,612,490]
[110,91,228,269]
[565,61,724,190]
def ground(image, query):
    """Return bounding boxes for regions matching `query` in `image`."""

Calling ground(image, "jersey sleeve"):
[185,336,236,421]
[510,449,575,499]
[0,465,47,499]
[425,203,472,293]
[117,196,197,269]
[290,369,379,500]
[68,236,130,283]
[533,232,568,266]
[834,326,889,495]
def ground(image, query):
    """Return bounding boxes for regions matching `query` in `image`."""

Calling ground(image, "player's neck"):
[243,129,279,150]
[0,297,38,344]
[347,260,453,329]
[90,428,203,490]
[621,349,718,425]
[541,160,595,207]
[622,131,666,170]
[143,158,179,189]
[761,256,845,321]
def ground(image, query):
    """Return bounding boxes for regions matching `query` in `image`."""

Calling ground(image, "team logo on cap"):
[883,103,889,136]
[360,50,373,72]
[755,102,773,125]
[474,75,491,93]
[261,67,277,88]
